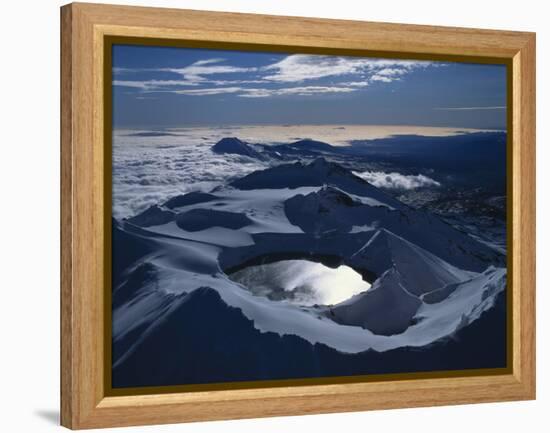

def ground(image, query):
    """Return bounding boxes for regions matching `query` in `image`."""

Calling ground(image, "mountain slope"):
[212,137,265,159]
[111,153,507,387]
[329,268,422,335]
[347,229,474,295]
[112,285,507,388]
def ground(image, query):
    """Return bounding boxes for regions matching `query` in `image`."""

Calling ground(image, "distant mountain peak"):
[215,136,245,147]
[212,137,263,159]
[289,139,334,151]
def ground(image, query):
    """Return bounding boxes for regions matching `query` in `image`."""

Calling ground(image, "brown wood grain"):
[60,4,73,429]
[60,2,536,429]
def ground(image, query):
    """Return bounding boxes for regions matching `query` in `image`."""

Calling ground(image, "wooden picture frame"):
[60,2,536,429]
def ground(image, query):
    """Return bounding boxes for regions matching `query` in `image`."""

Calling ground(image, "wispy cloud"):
[262,55,365,82]
[238,86,356,98]
[375,68,409,76]
[347,81,369,87]
[113,54,436,98]
[168,85,356,97]
[261,55,431,83]
[370,67,409,82]
[113,58,257,85]
[434,106,506,111]
[113,79,202,90]
[159,58,257,83]
[113,78,266,91]
[370,75,393,83]
[353,170,441,190]
[191,58,227,66]
[170,87,245,96]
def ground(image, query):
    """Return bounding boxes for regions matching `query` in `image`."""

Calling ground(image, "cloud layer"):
[112,126,451,218]
[353,170,441,190]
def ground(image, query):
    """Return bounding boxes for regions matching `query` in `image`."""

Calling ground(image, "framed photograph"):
[60,3,536,429]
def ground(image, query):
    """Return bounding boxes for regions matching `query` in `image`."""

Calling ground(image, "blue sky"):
[112,44,507,129]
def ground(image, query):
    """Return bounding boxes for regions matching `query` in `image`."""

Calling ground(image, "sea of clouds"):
[352,170,441,190]
[112,125,459,219]
[112,128,269,218]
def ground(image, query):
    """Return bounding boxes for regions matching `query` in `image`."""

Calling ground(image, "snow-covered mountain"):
[112,151,507,387]
[211,137,342,161]
[211,137,266,159]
